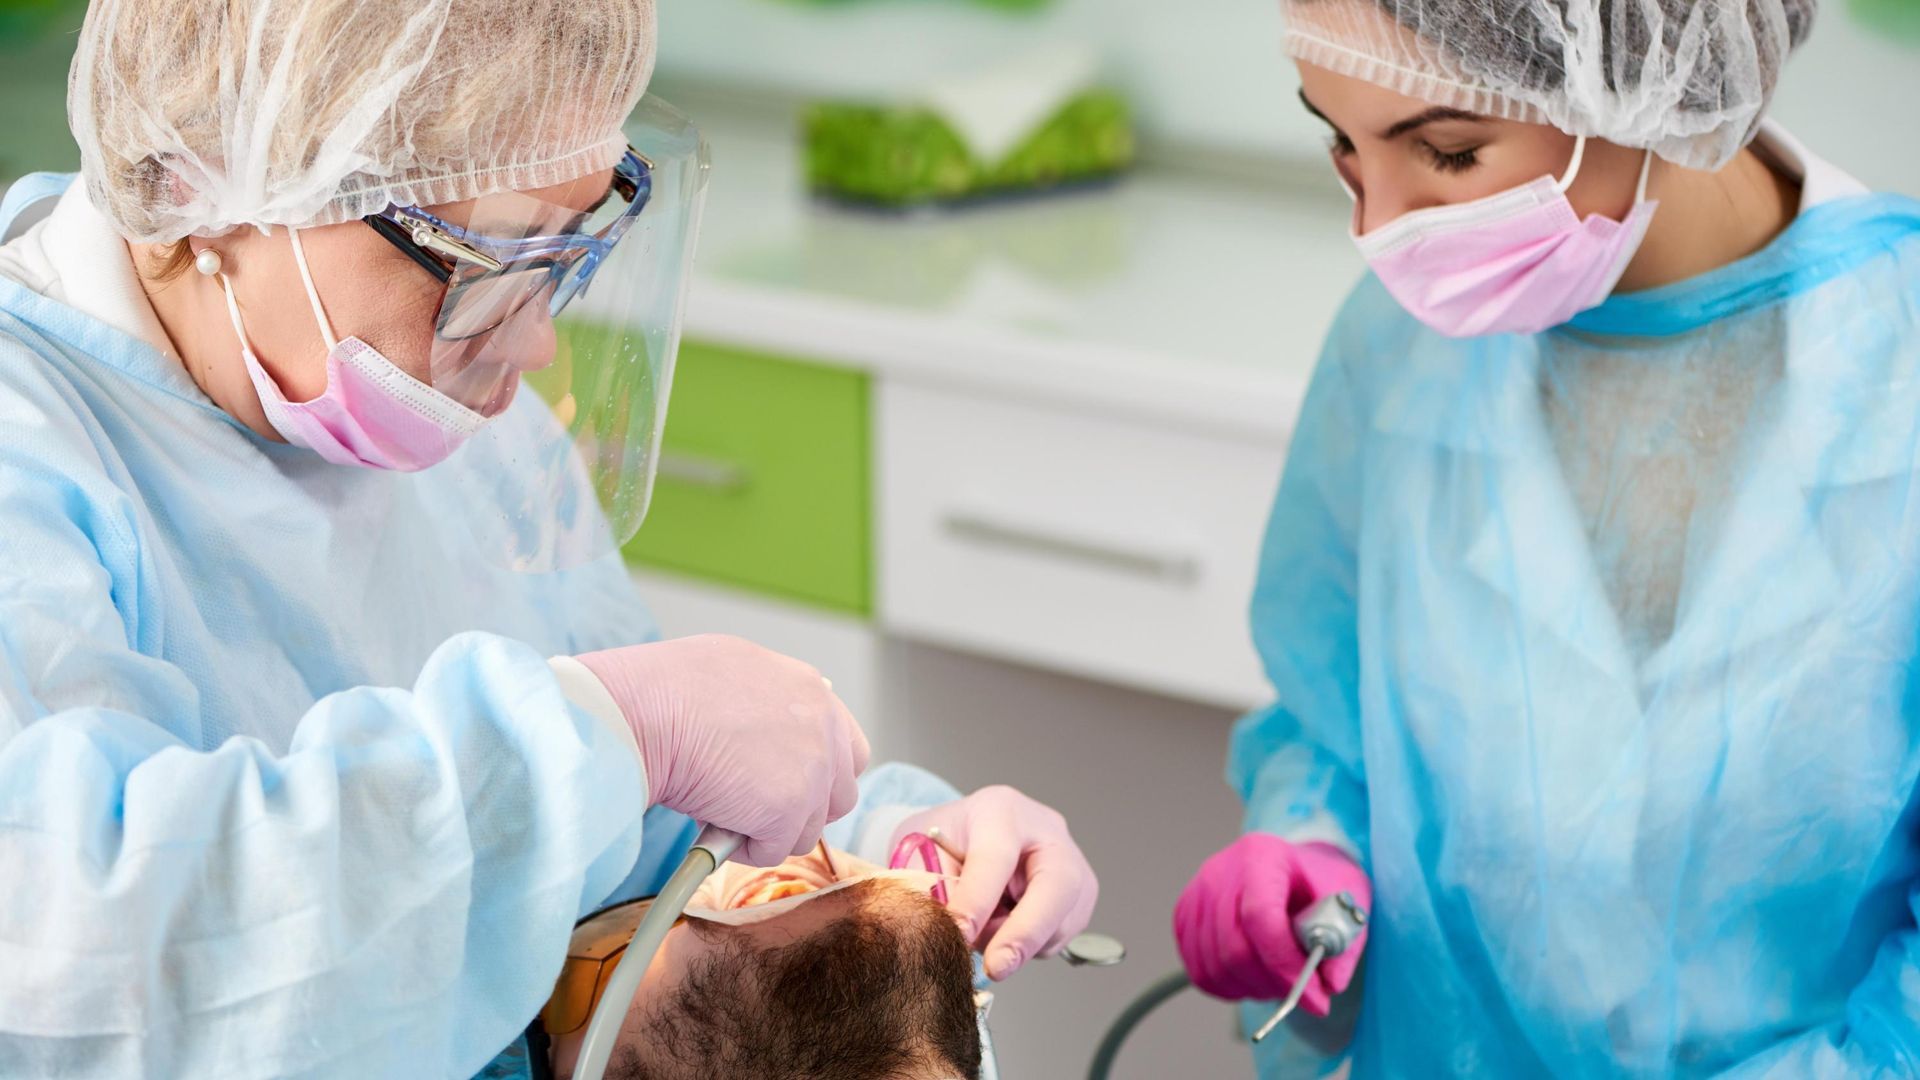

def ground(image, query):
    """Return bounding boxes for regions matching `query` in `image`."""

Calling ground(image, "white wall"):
[876,641,1254,1080]
[658,0,1920,194]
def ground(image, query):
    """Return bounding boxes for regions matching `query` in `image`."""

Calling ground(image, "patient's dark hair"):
[612,880,981,1080]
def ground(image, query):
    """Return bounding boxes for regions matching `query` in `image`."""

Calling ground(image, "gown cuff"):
[1279,811,1363,865]
[849,803,923,866]
[547,656,644,785]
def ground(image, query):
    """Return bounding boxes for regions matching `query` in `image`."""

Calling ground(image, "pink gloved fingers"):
[790,798,832,859]
[939,814,1019,951]
[1179,846,1279,1000]
[1240,841,1316,995]
[974,908,1018,959]
[1036,880,1102,959]
[1173,858,1229,996]
[1172,879,1209,987]
[847,704,872,777]
[980,840,1097,980]
[580,635,869,871]
[824,702,862,824]
[893,786,1096,980]
[741,809,809,868]
[1294,842,1372,997]
[1217,872,1286,1000]
[1175,833,1370,1010]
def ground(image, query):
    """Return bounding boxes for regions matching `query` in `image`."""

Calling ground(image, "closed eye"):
[1419,141,1481,173]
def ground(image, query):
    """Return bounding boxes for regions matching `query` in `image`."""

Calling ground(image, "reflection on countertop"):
[676,99,1363,439]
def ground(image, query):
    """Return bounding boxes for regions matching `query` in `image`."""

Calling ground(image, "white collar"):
[1749,119,1869,210]
[0,180,178,358]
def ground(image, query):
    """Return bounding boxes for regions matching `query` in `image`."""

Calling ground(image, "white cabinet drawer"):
[877,381,1287,710]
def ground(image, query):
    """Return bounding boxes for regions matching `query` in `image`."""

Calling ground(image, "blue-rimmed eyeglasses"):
[363,146,654,342]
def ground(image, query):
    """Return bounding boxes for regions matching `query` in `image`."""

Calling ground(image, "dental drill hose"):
[1251,890,1368,1042]
[571,826,744,1080]
[1087,970,1193,1080]
[1088,891,1368,1079]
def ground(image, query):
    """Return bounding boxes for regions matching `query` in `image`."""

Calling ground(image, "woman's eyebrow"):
[1380,106,1487,140]
[1298,90,1340,132]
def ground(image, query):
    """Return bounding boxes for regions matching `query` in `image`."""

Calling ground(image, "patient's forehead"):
[700,877,926,946]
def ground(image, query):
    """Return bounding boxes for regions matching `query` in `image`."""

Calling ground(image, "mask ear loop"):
[216,271,257,360]
[287,227,341,352]
[1554,135,1590,193]
[1555,137,1656,206]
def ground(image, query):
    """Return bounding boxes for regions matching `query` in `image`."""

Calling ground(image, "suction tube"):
[570,826,744,1080]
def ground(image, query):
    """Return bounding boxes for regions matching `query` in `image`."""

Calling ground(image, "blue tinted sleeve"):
[0,349,649,1077]
[1228,300,1370,865]
[825,762,964,865]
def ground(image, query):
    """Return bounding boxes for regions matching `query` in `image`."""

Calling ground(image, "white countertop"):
[681,112,1363,443]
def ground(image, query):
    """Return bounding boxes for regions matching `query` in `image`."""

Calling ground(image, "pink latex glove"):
[1174,833,1371,1016]
[892,786,1099,981]
[578,634,870,867]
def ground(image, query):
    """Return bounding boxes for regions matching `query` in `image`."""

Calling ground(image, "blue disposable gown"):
[0,174,914,1078]
[1233,190,1920,1077]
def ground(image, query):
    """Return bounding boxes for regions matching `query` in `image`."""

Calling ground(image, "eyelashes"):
[1328,130,1482,176]
[1420,141,1481,173]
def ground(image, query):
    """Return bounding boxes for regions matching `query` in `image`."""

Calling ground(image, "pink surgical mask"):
[1347,136,1658,338]
[218,228,489,471]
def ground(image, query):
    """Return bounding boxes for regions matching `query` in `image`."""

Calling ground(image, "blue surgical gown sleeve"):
[0,360,651,1075]
[825,762,963,864]
[1229,306,1371,865]
[1712,880,1920,1077]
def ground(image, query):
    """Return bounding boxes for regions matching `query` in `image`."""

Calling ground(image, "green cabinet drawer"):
[623,340,871,615]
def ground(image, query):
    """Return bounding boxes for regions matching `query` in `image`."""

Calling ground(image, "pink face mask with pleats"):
[1346,136,1659,338]
[218,228,488,472]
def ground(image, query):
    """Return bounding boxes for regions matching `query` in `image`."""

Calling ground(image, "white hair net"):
[1281,0,1816,170]
[68,0,658,244]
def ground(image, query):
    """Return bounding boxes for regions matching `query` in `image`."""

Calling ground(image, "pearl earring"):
[194,249,223,277]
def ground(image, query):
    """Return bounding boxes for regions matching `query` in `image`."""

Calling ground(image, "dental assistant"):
[1173,0,1920,1075]
[0,1,1095,1075]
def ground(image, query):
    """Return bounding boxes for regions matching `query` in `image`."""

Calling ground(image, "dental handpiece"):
[1250,890,1368,1043]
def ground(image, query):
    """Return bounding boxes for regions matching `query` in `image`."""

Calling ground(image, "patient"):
[544,845,982,1080]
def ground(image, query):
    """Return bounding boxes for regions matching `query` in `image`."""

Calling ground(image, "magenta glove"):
[892,786,1099,981]
[1173,833,1371,1016]
[577,634,870,867]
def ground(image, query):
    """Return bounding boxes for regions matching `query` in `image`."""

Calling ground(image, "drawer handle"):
[656,451,751,493]
[941,513,1201,585]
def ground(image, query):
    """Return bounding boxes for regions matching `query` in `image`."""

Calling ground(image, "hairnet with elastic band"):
[1282,0,1816,170]
[68,0,657,243]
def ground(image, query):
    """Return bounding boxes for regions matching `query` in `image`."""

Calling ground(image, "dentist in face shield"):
[1174,0,1920,1075]
[0,0,1094,1074]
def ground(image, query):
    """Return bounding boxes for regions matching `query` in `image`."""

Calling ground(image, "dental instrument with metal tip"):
[1062,932,1128,968]
[1250,890,1368,1043]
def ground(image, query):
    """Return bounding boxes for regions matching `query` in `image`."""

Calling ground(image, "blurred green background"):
[6,0,1919,190]
[0,0,85,180]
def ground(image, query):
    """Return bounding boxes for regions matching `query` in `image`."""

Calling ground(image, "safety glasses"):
[363,146,654,343]
[365,99,708,576]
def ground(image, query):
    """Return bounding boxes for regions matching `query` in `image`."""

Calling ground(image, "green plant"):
[804,88,1134,208]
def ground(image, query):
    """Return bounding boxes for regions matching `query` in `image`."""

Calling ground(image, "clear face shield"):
[366,96,710,572]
